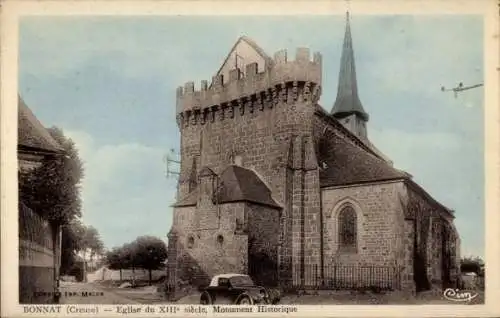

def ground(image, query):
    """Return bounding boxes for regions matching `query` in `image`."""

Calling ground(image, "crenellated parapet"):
[175,48,322,128]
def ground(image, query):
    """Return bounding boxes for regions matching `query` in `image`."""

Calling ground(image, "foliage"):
[18,126,88,274]
[133,236,168,271]
[460,256,484,276]
[121,242,139,269]
[82,225,105,262]
[69,261,85,282]
[60,218,86,275]
[18,126,84,224]
[105,236,167,285]
[106,247,126,271]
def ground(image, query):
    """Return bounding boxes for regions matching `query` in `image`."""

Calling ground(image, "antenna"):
[163,148,180,179]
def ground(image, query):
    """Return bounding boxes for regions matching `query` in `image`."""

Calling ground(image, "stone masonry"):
[166,13,460,296]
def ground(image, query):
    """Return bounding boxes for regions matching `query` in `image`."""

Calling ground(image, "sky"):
[18,15,484,258]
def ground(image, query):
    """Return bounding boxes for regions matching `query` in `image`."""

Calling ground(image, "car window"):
[230,275,254,287]
[218,278,229,286]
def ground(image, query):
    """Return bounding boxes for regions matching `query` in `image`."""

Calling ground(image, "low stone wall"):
[19,266,55,304]
[18,203,57,304]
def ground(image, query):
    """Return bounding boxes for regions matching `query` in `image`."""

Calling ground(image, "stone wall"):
[247,203,280,287]
[170,203,248,284]
[18,203,57,304]
[402,182,459,292]
[321,181,405,289]
[321,181,404,266]
[175,58,324,289]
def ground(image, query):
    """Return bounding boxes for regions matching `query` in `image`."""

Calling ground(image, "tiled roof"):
[18,95,63,153]
[215,165,281,208]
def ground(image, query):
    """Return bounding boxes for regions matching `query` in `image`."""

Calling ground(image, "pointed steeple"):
[331,12,369,121]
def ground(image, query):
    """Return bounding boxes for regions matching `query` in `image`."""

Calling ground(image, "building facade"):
[167,14,460,295]
[18,96,64,304]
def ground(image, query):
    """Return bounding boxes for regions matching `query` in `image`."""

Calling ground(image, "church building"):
[166,13,461,296]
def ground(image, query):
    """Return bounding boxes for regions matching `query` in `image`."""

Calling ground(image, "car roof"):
[209,273,249,287]
[214,273,248,279]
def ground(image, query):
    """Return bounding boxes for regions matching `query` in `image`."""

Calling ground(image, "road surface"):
[59,281,141,304]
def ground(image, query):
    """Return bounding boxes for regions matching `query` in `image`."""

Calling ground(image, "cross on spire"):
[331,11,369,121]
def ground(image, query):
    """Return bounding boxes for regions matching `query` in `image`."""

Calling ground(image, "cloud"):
[19,15,484,260]
[370,128,484,258]
[64,129,178,249]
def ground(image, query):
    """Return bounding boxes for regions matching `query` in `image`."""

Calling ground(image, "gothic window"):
[338,205,357,252]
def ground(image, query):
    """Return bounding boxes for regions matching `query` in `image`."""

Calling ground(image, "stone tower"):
[331,12,369,140]
[168,39,323,291]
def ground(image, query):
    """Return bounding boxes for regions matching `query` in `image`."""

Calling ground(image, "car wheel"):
[237,295,253,305]
[200,291,212,305]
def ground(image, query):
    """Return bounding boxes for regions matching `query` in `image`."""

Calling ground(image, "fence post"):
[313,264,317,289]
[333,264,337,289]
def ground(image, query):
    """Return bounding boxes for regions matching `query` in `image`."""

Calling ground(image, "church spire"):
[331,12,369,122]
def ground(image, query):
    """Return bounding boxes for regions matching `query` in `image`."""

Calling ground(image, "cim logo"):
[443,288,478,302]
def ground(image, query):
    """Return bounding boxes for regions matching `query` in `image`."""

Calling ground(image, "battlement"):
[176,48,322,115]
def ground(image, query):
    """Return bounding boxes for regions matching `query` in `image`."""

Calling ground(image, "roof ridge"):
[18,95,64,152]
[225,165,245,198]
[316,106,382,160]
[213,36,272,85]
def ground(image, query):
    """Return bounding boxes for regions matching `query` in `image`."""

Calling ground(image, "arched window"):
[338,205,357,252]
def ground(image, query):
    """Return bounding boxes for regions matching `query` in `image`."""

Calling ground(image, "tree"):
[461,256,484,276]
[82,226,105,268]
[60,218,86,275]
[133,236,168,286]
[18,126,85,280]
[19,126,84,224]
[121,242,139,286]
[106,247,125,281]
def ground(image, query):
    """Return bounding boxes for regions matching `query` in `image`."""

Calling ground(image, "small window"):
[217,234,224,246]
[187,236,195,249]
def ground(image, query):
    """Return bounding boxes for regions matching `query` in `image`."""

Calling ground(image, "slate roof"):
[18,95,63,154]
[215,165,281,208]
[172,188,198,208]
[331,12,369,121]
[316,112,408,187]
[172,165,281,209]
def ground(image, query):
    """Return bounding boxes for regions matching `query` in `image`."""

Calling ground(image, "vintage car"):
[199,273,280,305]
